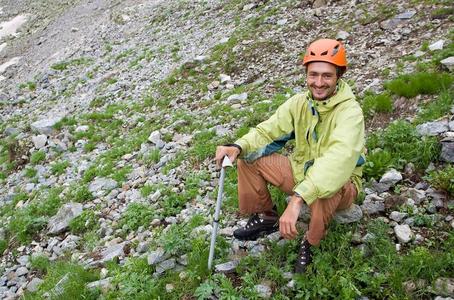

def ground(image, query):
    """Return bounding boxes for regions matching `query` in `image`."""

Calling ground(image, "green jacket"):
[234,80,365,205]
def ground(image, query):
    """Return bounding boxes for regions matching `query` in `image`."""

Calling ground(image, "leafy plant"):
[66,185,93,203]
[69,210,98,234]
[118,203,155,232]
[50,160,70,176]
[426,165,454,196]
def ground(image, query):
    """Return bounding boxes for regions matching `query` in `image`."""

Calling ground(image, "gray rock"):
[148,130,162,144]
[32,135,47,149]
[88,177,117,193]
[334,204,363,223]
[15,267,28,277]
[136,242,149,254]
[394,224,413,244]
[312,0,327,8]
[250,244,265,256]
[214,260,238,274]
[48,202,83,234]
[441,138,454,162]
[147,248,166,265]
[361,200,385,215]
[405,188,426,204]
[149,190,161,203]
[380,10,416,30]
[255,284,272,298]
[441,56,454,71]
[26,277,43,292]
[277,19,287,26]
[243,3,257,11]
[214,125,229,137]
[416,120,449,136]
[31,117,63,135]
[4,127,20,136]
[389,211,408,222]
[86,278,112,293]
[154,259,176,276]
[429,40,444,51]
[433,278,454,297]
[101,242,126,263]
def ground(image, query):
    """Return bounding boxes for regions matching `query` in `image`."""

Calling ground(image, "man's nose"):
[314,76,323,86]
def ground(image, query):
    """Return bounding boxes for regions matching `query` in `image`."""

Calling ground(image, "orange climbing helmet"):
[302,39,347,68]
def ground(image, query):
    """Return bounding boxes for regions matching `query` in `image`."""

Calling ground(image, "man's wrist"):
[291,193,304,206]
[224,143,242,154]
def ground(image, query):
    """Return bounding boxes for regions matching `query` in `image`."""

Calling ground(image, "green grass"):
[51,57,93,71]
[414,90,454,124]
[361,92,393,119]
[50,160,70,176]
[24,167,38,178]
[66,184,93,203]
[384,72,453,98]
[30,150,46,165]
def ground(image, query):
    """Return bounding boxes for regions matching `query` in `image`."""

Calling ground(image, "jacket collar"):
[306,79,355,114]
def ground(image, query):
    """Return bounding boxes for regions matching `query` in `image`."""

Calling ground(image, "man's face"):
[306,62,338,101]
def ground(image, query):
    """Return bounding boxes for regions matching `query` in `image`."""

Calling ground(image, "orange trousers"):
[237,153,357,246]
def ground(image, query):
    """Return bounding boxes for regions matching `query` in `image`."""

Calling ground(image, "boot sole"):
[233,227,279,241]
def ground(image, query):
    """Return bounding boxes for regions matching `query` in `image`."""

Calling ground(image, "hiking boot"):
[294,238,313,274]
[233,213,279,241]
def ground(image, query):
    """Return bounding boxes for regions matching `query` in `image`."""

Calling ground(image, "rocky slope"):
[0,0,453,299]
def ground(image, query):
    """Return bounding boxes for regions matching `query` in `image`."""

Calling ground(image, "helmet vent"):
[310,51,316,56]
[332,44,340,56]
[321,50,328,56]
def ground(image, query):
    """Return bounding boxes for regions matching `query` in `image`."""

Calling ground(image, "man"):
[215,39,365,273]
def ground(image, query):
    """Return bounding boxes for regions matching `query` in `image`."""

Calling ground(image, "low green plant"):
[143,149,161,166]
[361,92,393,118]
[384,72,453,98]
[69,210,98,234]
[0,239,7,253]
[24,167,37,178]
[66,185,93,203]
[29,255,51,275]
[30,150,46,165]
[23,261,99,299]
[414,90,454,124]
[118,203,155,232]
[51,57,93,71]
[426,165,454,196]
[365,120,440,179]
[50,160,69,176]
[8,188,62,243]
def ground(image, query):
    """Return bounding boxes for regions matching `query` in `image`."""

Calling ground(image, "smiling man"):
[215,39,365,274]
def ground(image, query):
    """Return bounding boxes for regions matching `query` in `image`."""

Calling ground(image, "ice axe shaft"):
[208,156,232,270]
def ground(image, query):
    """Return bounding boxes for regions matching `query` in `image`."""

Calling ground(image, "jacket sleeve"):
[234,96,297,160]
[294,103,365,205]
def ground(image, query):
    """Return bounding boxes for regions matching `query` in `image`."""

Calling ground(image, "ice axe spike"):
[208,156,233,270]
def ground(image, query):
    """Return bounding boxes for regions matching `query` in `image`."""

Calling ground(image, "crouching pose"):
[215,39,365,273]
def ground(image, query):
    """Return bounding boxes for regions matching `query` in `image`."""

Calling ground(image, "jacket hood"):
[306,79,355,114]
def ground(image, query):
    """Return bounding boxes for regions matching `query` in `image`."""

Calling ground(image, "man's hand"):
[215,145,240,168]
[279,194,304,240]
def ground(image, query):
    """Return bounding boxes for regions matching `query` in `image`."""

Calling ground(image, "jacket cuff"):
[294,180,318,206]
[233,140,248,157]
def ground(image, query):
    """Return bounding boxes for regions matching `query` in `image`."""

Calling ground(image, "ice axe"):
[208,156,233,270]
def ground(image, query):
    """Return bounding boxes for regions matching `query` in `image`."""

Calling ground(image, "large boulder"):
[48,203,83,234]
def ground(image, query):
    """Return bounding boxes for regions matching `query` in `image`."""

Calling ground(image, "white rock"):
[243,3,257,11]
[441,56,454,71]
[277,19,287,26]
[32,135,47,149]
[379,169,402,185]
[227,93,248,103]
[48,203,83,234]
[148,130,161,144]
[394,224,413,244]
[219,74,231,83]
[429,40,444,51]
[75,125,89,133]
[389,211,408,222]
[255,284,272,298]
[336,30,350,40]
[26,278,43,292]
[416,120,449,136]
